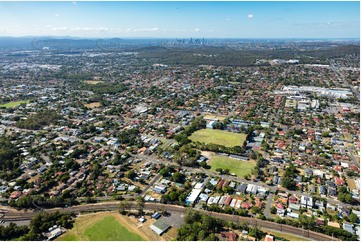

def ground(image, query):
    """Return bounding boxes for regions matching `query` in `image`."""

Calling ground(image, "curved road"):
[2,202,338,241]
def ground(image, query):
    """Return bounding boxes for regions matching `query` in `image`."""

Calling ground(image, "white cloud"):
[51,27,69,31]
[225,18,231,21]
[72,1,77,5]
[49,27,111,32]
[192,28,200,32]
[54,13,60,17]
[126,27,159,32]
[247,14,254,19]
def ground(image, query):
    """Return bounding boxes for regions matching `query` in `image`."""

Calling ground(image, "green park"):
[209,155,255,178]
[189,129,247,147]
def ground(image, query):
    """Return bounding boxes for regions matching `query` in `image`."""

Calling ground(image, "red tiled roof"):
[220,232,237,241]
[334,177,345,186]
[9,191,22,199]
[242,201,253,209]
[276,203,284,209]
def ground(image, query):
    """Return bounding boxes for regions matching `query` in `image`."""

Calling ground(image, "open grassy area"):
[189,129,247,147]
[84,80,104,85]
[209,155,255,177]
[57,212,145,241]
[0,100,29,108]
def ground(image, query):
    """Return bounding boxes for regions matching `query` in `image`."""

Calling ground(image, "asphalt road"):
[139,173,162,196]
[264,191,275,219]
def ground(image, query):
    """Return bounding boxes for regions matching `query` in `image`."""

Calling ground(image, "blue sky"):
[0,1,359,38]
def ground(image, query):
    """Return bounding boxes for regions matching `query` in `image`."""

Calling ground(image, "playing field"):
[57,213,145,241]
[189,129,247,147]
[209,155,255,177]
[0,100,29,108]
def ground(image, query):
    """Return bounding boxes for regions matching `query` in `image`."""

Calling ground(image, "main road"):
[1,202,337,241]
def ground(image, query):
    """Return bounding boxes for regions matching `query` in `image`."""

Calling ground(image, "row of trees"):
[9,194,79,209]
[191,141,245,155]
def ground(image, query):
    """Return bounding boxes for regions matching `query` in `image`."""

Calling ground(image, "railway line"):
[1,202,338,241]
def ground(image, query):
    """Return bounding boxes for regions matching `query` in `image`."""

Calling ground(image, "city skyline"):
[0,1,359,38]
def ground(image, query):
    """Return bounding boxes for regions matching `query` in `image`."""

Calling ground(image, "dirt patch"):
[347,178,357,190]
[84,80,104,85]
[162,227,178,241]
[84,102,101,108]
[203,114,227,121]
[201,151,216,159]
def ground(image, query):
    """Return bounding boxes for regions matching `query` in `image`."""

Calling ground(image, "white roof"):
[50,228,62,237]
[187,188,202,203]
[235,199,242,209]
[150,225,164,235]
[230,199,237,207]
[199,193,209,202]
[194,182,204,189]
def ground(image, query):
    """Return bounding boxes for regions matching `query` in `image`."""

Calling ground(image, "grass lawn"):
[209,155,255,177]
[189,129,247,147]
[57,213,145,241]
[0,100,29,108]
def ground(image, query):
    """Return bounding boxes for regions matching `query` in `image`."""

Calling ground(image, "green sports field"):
[0,100,30,108]
[209,155,255,177]
[189,129,247,147]
[58,214,145,241]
